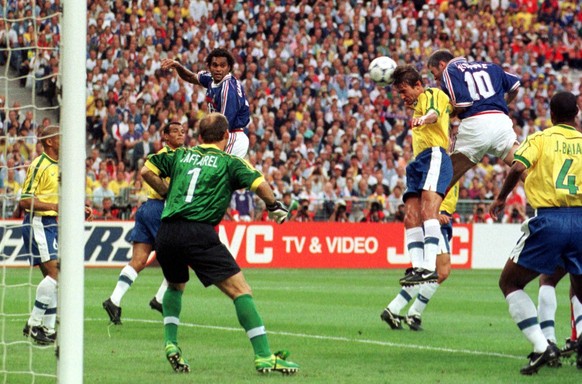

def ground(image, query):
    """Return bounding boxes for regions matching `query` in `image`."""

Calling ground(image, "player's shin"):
[507,290,548,352]
[163,287,182,345]
[422,219,440,271]
[538,285,558,342]
[234,294,271,357]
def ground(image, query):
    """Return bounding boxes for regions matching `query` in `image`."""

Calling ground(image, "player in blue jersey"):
[489,92,582,374]
[103,122,185,325]
[161,48,250,158]
[427,49,521,187]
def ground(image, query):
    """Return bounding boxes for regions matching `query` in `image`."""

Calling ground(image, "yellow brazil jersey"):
[146,145,175,200]
[513,124,582,208]
[108,179,130,196]
[411,87,451,157]
[440,182,459,215]
[21,153,59,216]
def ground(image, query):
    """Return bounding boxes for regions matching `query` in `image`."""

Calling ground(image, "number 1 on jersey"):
[555,159,578,194]
[185,168,201,202]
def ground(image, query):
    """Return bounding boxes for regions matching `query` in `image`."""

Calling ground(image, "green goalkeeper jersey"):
[144,144,265,225]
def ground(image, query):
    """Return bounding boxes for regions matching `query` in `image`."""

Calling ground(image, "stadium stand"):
[1,0,581,222]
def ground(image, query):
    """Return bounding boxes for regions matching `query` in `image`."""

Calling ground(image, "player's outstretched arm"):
[161,58,201,85]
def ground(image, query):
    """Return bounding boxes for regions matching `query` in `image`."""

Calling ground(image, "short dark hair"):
[550,92,579,123]
[206,48,235,70]
[199,113,228,143]
[39,126,59,147]
[163,121,182,135]
[427,49,454,68]
[391,65,422,87]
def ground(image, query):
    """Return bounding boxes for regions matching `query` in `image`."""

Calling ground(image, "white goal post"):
[58,0,87,383]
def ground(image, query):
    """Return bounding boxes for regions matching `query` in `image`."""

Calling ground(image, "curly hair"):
[205,48,235,70]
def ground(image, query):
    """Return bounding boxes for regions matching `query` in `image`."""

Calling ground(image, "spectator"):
[394,203,406,223]
[387,185,404,217]
[281,191,299,220]
[7,0,581,223]
[132,130,155,172]
[363,201,386,223]
[317,181,337,221]
[229,188,255,222]
[93,196,120,220]
[329,199,349,222]
[92,171,115,209]
[389,166,407,192]
[471,203,494,224]
[291,198,313,222]
[2,168,21,218]
[108,169,130,199]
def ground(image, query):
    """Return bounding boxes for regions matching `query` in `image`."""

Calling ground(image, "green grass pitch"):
[1,268,580,383]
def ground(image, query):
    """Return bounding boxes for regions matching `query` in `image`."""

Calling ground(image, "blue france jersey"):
[441,57,520,119]
[198,72,250,131]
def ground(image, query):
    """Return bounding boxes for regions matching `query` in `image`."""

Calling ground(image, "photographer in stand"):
[291,198,313,222]
[329,199,349,222]
[363,201,386,223]
[471,202,493,224]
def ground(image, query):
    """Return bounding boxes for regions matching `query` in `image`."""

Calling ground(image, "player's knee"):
[498,275,515,297]
[129,256,147,272]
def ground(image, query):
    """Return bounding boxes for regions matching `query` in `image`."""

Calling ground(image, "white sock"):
[408,282,439,317]
[422,219,440,271]
[155,279,168,303]
[506,290,548,353]
[573,294,582,339]
[42,286,58,332]
[406,227,424,268]
[387,285,420,315]
[28,276,57,327]
[110,265,139,306]
[537,285,557,342]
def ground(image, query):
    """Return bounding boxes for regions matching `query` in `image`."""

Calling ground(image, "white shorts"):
[225,131,249,159]
[454,112,517,163]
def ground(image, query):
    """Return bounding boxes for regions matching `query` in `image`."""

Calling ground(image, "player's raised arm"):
[161,58,201,86]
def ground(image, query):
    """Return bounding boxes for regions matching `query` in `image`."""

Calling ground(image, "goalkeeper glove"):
[267,201,288,224]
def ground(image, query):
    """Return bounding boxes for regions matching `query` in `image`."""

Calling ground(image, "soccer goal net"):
[0,1,86,383]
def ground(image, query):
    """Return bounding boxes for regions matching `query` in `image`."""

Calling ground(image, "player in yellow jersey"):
[21,126,92,345]
[490,92,582,374]
[103,122,185,325]
[391,65,453,287]
[381,182,459,330]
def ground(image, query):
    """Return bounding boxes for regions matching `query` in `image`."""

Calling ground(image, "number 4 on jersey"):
[555,159,579,194]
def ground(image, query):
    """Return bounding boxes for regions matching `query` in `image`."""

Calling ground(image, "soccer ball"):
[368,56,397,86]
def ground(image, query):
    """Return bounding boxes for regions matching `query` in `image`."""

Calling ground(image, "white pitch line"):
[86,317,524,360]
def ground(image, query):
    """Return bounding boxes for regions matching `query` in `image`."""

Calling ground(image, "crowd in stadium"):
[0,0,581,222]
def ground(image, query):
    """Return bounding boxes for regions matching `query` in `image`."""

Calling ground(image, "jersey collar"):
[199,143,221,150]
[43,152,58,163]
[212,73,232,87]
[556,124,577,131]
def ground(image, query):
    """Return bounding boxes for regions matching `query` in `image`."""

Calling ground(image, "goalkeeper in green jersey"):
[141,112,299,375]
